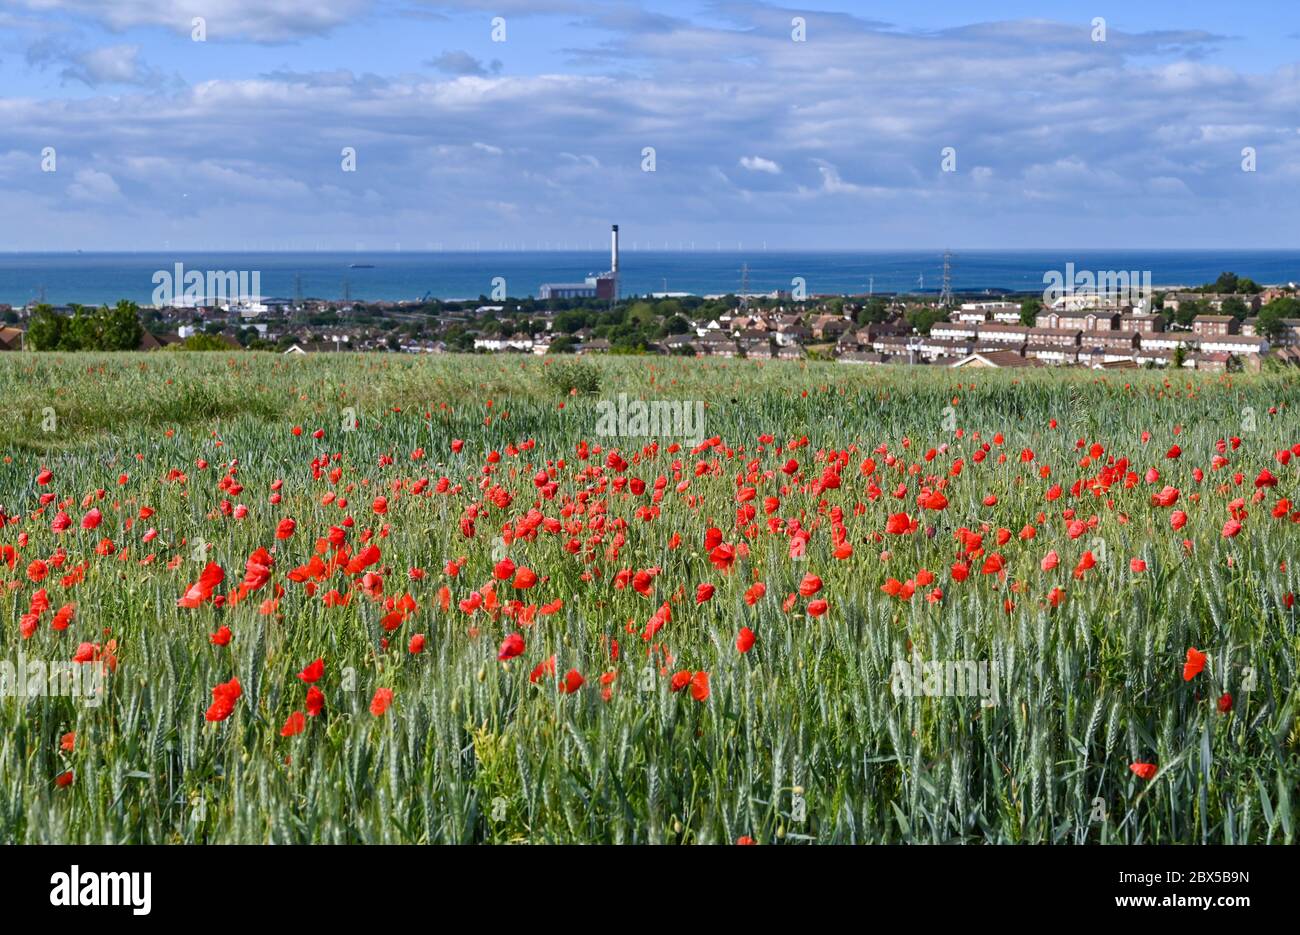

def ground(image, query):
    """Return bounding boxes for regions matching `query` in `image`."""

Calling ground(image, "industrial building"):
[539,225,619,300]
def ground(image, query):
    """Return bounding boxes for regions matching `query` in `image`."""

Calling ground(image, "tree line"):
[26,302,143,351]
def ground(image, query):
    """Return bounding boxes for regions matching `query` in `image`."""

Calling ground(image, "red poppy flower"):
[885,512,913,535]
[797,573,822,597]
[305,685,325,717]
[689,671,710,701]
[493,558,516,580]
[51,603,75,631]
[530,655,557,684]
[1183,647,1207,681]
[178,562,225,609]
[204,676,242,722]
[498,633,525,661]
[1129,762,1157,781]
[736,627,756,653]
[370,687,394,716]
[558,669,585,694]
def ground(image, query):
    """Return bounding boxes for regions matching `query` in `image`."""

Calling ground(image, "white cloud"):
[427,51,502,77]
[815,163,862,194]
[739,155,780,174]
[0,5,1294,249]
[12,0,370,42]
[60,44,161,87]
[66,168,122,202]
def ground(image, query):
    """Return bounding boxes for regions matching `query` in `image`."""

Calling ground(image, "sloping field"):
[0,352,1296,843]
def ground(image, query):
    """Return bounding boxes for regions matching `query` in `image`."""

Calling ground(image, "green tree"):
[905,306,948,334]
[170,332,231,351]
[1172,298,1203,328]
[1020,297,1043,327]
[102,300,143,350]
[655,299,684,320]
[1211,272,1240,294]
[855,298,890,325]
[446,330,474,352]
[554,310,590,334]
[63,305,101,350]
[1205,272,1261,295]
[660,315,692,337]
[26,305,64,350]
[1220,296,1248,321]
[1256,298,1300,341]
[625,301,657,327]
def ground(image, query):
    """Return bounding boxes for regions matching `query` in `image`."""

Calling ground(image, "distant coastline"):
[2,249,1297,307]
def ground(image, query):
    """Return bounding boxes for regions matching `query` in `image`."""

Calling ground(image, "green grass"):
[0,351,1296,843]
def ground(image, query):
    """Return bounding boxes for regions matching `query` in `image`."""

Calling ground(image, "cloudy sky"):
[0,0,1297,251]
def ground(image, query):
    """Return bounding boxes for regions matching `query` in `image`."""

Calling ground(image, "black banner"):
[2,844,1278,921]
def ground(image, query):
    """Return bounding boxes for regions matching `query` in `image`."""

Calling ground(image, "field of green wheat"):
[0,351,1296,844]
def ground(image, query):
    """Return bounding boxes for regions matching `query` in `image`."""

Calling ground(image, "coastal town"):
[3,274,1298,372]
[4,229,1297,369]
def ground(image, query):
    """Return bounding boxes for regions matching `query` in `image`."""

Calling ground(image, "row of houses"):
[1162,289,1293,313]
[931,321,1268,355]
[665,331,808,359]
[924,311,1299,369]
[944,347,1241,372]
[699,309,851,342]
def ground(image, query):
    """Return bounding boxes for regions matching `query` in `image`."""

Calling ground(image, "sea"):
[1,249,1298,307]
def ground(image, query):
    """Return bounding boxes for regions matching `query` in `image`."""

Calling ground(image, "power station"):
[539,224,619,300]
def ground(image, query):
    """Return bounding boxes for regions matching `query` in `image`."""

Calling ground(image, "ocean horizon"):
[2,249,1298,307]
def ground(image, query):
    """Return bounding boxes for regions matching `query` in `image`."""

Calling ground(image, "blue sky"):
[0,0,1297,250]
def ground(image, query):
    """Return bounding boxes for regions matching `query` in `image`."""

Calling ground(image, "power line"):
[939,249,955,307]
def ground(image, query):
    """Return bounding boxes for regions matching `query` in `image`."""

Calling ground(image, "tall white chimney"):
[610,224,619,274]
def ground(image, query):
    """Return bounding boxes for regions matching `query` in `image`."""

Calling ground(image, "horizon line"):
[3,247,1300,256]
